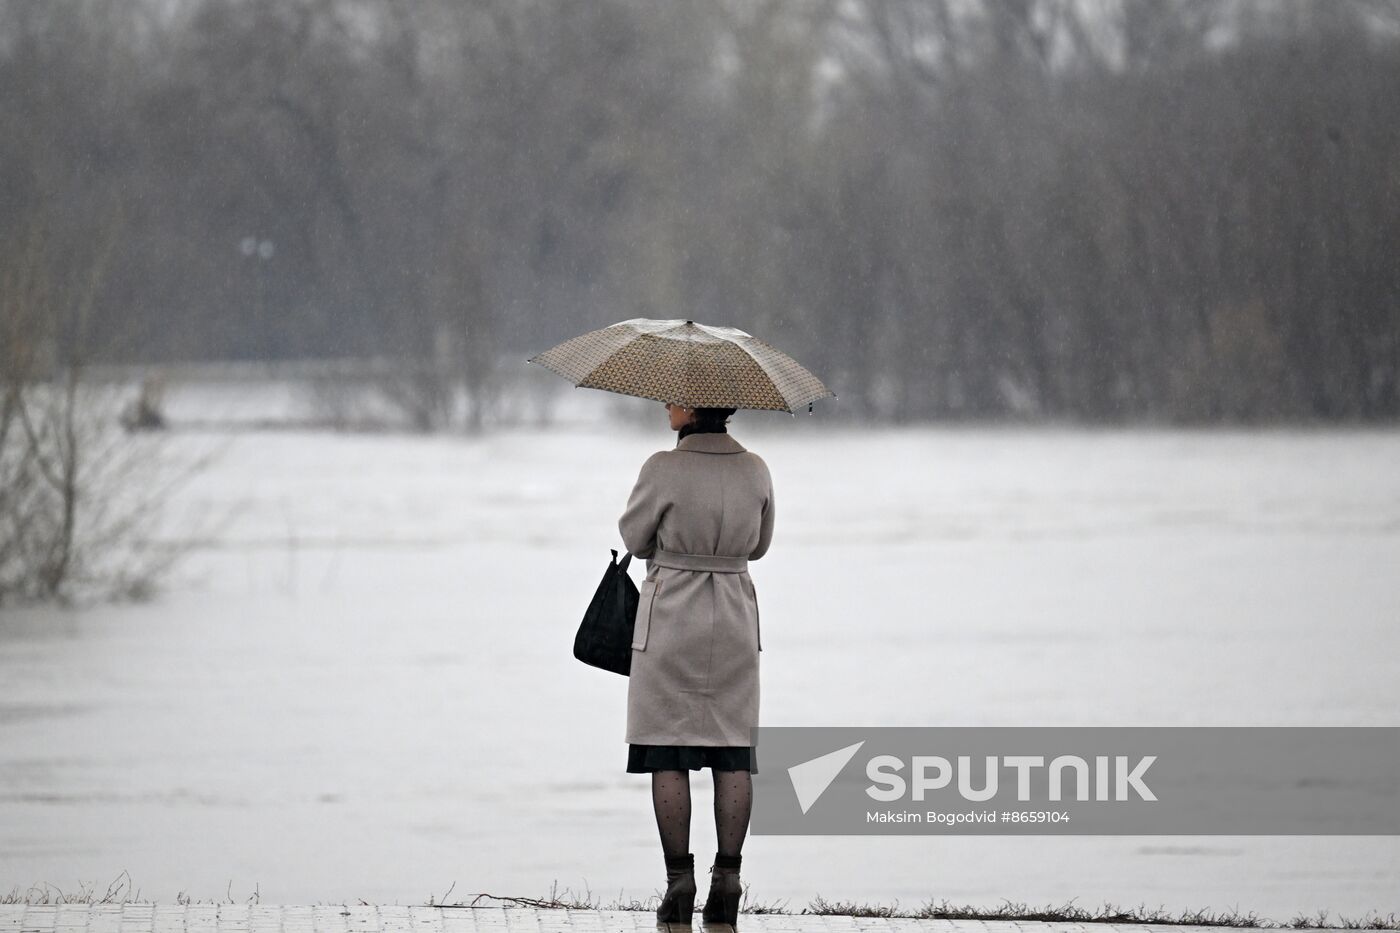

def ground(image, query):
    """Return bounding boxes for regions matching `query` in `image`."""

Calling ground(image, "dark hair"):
[679,406,736,439]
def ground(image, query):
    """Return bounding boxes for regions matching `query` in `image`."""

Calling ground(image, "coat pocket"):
[745,576,762,652]
[632,578,661,651]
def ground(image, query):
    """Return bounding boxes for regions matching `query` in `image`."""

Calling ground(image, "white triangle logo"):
[787,740,865,815]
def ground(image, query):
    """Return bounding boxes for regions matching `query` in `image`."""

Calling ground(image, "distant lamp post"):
[239,235,274,260]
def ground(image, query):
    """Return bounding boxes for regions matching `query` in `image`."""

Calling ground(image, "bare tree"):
[0,205,225,606]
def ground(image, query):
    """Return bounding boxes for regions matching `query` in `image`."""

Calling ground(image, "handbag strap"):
[616,549,633,572]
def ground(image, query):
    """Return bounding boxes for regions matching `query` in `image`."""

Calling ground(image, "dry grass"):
[451,885,1399,929]
[4,874,1397,930]
[804,896,1400,928]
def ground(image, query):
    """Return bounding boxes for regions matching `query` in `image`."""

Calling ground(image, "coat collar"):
[675,432,746,454]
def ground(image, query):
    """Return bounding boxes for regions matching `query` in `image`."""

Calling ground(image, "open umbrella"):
[527,318,835,414]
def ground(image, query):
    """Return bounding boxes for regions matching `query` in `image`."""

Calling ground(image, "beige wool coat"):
[617,431,774,747]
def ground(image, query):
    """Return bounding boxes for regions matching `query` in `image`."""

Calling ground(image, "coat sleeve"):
[618,453,669,558]
[749,468,775,561]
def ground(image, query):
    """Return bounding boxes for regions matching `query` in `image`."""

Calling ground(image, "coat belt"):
[650,548,748,573]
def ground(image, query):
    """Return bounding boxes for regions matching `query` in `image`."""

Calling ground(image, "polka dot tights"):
[650,768,752,859]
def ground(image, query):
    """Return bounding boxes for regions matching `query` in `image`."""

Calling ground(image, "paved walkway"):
[0,905,1354,933]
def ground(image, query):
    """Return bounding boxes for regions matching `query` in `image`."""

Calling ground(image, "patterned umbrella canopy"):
[527,318,835,413]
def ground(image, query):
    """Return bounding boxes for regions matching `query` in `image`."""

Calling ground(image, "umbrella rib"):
[684,325,696,407]
[576,329,643,387]
[733,337,806,411]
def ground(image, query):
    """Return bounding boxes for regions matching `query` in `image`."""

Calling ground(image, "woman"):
[617,401,775,926]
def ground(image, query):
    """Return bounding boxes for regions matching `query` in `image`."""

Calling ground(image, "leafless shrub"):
[370,358,462,433]
[0,207,223,608]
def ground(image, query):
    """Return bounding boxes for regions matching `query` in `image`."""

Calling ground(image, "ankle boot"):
[656,852,697,923]
[702,853,742,926]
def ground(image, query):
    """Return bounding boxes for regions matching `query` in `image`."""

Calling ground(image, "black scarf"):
[678,421,728,441]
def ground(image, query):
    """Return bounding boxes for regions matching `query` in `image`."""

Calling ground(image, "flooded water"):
[2,422,1398,917]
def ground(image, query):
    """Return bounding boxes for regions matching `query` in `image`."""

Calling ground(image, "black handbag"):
[574,549,640,676]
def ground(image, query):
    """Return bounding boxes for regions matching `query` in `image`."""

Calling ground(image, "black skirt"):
[628,743,758,774]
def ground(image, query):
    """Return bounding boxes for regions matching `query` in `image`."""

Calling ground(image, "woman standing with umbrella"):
[618,400,772,925]
[528,319,832,927]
